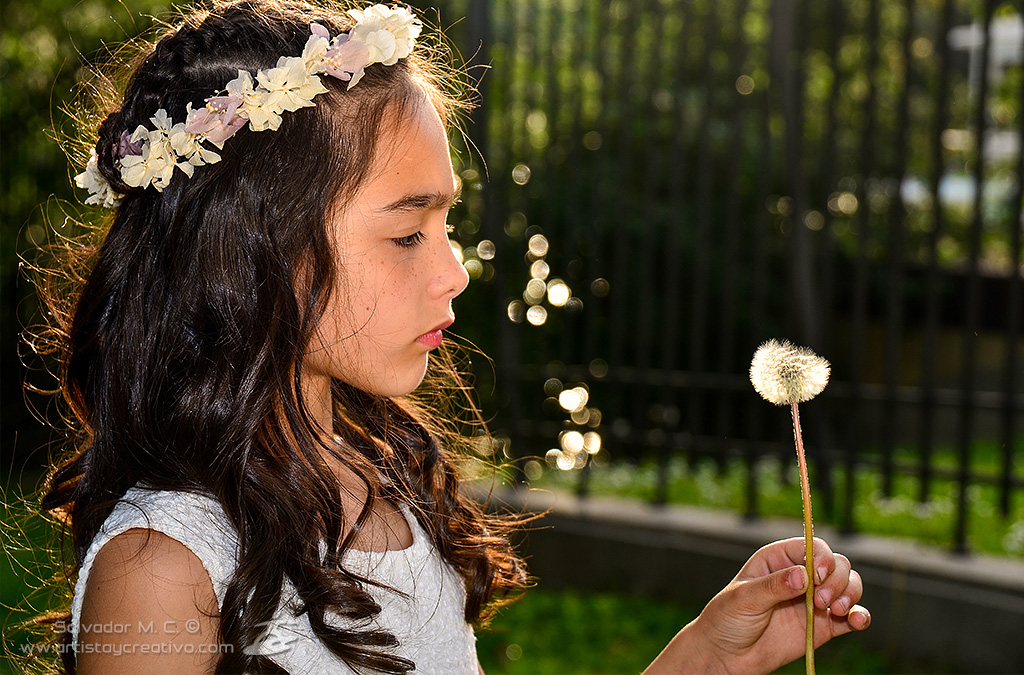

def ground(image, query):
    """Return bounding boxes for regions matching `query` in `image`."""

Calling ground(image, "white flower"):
[120,134,176,190]
[359,28,398,66]
[168,121,221,174]
[749,339,830,406]
[348,4,421,66]
[227,70,281,132]
[121,117,180,189]
[302,28,331,72]
[74,150,121,208]
[256,56,328,114]
[150,108,174,133]
[130,122,175,162]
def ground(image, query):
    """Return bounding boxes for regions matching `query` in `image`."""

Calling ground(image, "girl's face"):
[307,96,469,397]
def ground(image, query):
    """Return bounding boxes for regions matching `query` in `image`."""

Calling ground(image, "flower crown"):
[75,4,421,208]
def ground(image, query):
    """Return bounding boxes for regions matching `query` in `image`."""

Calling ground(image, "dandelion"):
[750,339,830,406]
[750,339,830,675]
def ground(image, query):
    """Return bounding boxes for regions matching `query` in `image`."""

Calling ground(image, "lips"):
[417,319,453,349]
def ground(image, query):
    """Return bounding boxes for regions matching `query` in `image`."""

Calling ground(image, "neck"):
[299,372,361,489]
[302,372,335,444]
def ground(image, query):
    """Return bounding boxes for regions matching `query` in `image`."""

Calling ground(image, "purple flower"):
[117,130,144,159]
[185,96,246,145]
[323,34,371,84]
[310,22,331,40]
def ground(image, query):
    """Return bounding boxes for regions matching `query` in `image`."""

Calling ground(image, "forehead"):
[358,98,456,206]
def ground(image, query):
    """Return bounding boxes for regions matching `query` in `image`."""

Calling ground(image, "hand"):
[644,537,870,675]
[698,537,870,674]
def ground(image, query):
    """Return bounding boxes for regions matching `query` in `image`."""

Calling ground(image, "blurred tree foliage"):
[2,0,191,278]
[1,0,189,467]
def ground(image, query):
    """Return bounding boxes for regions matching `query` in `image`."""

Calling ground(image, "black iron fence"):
[424,0,1024,554]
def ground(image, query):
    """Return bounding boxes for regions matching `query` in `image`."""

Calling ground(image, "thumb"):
[743,565,809,607]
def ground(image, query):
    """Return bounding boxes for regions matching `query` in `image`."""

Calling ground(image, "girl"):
[32,1,870,673]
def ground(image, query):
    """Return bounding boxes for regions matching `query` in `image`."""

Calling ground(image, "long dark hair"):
[30,1,528,672]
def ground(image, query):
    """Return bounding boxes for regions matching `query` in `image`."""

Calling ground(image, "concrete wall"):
[489,487,1024,674]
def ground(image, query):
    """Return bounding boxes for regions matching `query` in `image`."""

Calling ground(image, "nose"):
[429,231,470,300]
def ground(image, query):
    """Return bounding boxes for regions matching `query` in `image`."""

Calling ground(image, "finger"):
[809,538,837,586]
[830,569,864,617]
[814,553,852,611]
[741,563,811,610]
[770,537,837,577]
[848,605,871,630]
[818,603,871,643]
[745,537,830,577]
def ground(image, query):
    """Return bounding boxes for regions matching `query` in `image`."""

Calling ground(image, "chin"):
[393,370,430,398]
[366,362,430,398]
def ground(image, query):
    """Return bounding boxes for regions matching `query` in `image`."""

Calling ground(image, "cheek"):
[336,253,424,335]
[334,251,387,321]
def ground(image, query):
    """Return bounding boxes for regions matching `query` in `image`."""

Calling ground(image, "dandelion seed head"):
[750,339,830,405]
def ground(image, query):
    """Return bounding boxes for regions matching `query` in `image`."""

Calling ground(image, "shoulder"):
[82,488,239,599]
[70,489,239,656]
[76,528,222,674]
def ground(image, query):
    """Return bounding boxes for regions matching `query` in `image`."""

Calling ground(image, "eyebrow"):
[378,181,462,214]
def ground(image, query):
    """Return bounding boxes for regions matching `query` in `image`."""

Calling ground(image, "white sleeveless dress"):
[70,487,478,674]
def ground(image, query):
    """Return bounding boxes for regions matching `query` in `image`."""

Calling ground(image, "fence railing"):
[423,0,1024,553]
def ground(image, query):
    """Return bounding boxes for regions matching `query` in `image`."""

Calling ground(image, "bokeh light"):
[589,358,609,378]
[507,300,526,323]
[546,279,571,307]
[528,234,550,258]
[536,381,608,474]
[524,278,547,304]
[545,448,575,471]
[590,278,610,297]
[512,163,531,185]
[560,430,584,454]
[735,74,755,95]
[558,386,589,412]
[530,260,551,280]
[505,212,527,237]
[477,239,496,260]
[523,460,543,481]
[543,378,563,396]
[526,305,548,326]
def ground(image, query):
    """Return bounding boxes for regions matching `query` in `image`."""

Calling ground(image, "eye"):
[391,231,426,249]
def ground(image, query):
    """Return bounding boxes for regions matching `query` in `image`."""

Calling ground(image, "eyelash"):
[390,220,455,249]
[391,231,427,248]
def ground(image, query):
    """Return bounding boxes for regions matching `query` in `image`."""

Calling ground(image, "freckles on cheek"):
[385,255,424,289]
[351,253,413,318]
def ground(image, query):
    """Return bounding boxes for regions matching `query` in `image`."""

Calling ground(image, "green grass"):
[528,440,1024,558]
[477,587,698,674]
[2,477,68,675]
[477,586,943,674]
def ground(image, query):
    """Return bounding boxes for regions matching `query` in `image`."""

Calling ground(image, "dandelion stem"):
[791,402,815,675]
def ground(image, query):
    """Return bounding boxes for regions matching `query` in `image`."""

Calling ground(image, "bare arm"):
[644,538,870,675]
[77,528,222,675]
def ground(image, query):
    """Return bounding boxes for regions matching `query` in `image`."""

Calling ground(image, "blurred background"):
[2,0,1022,672]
